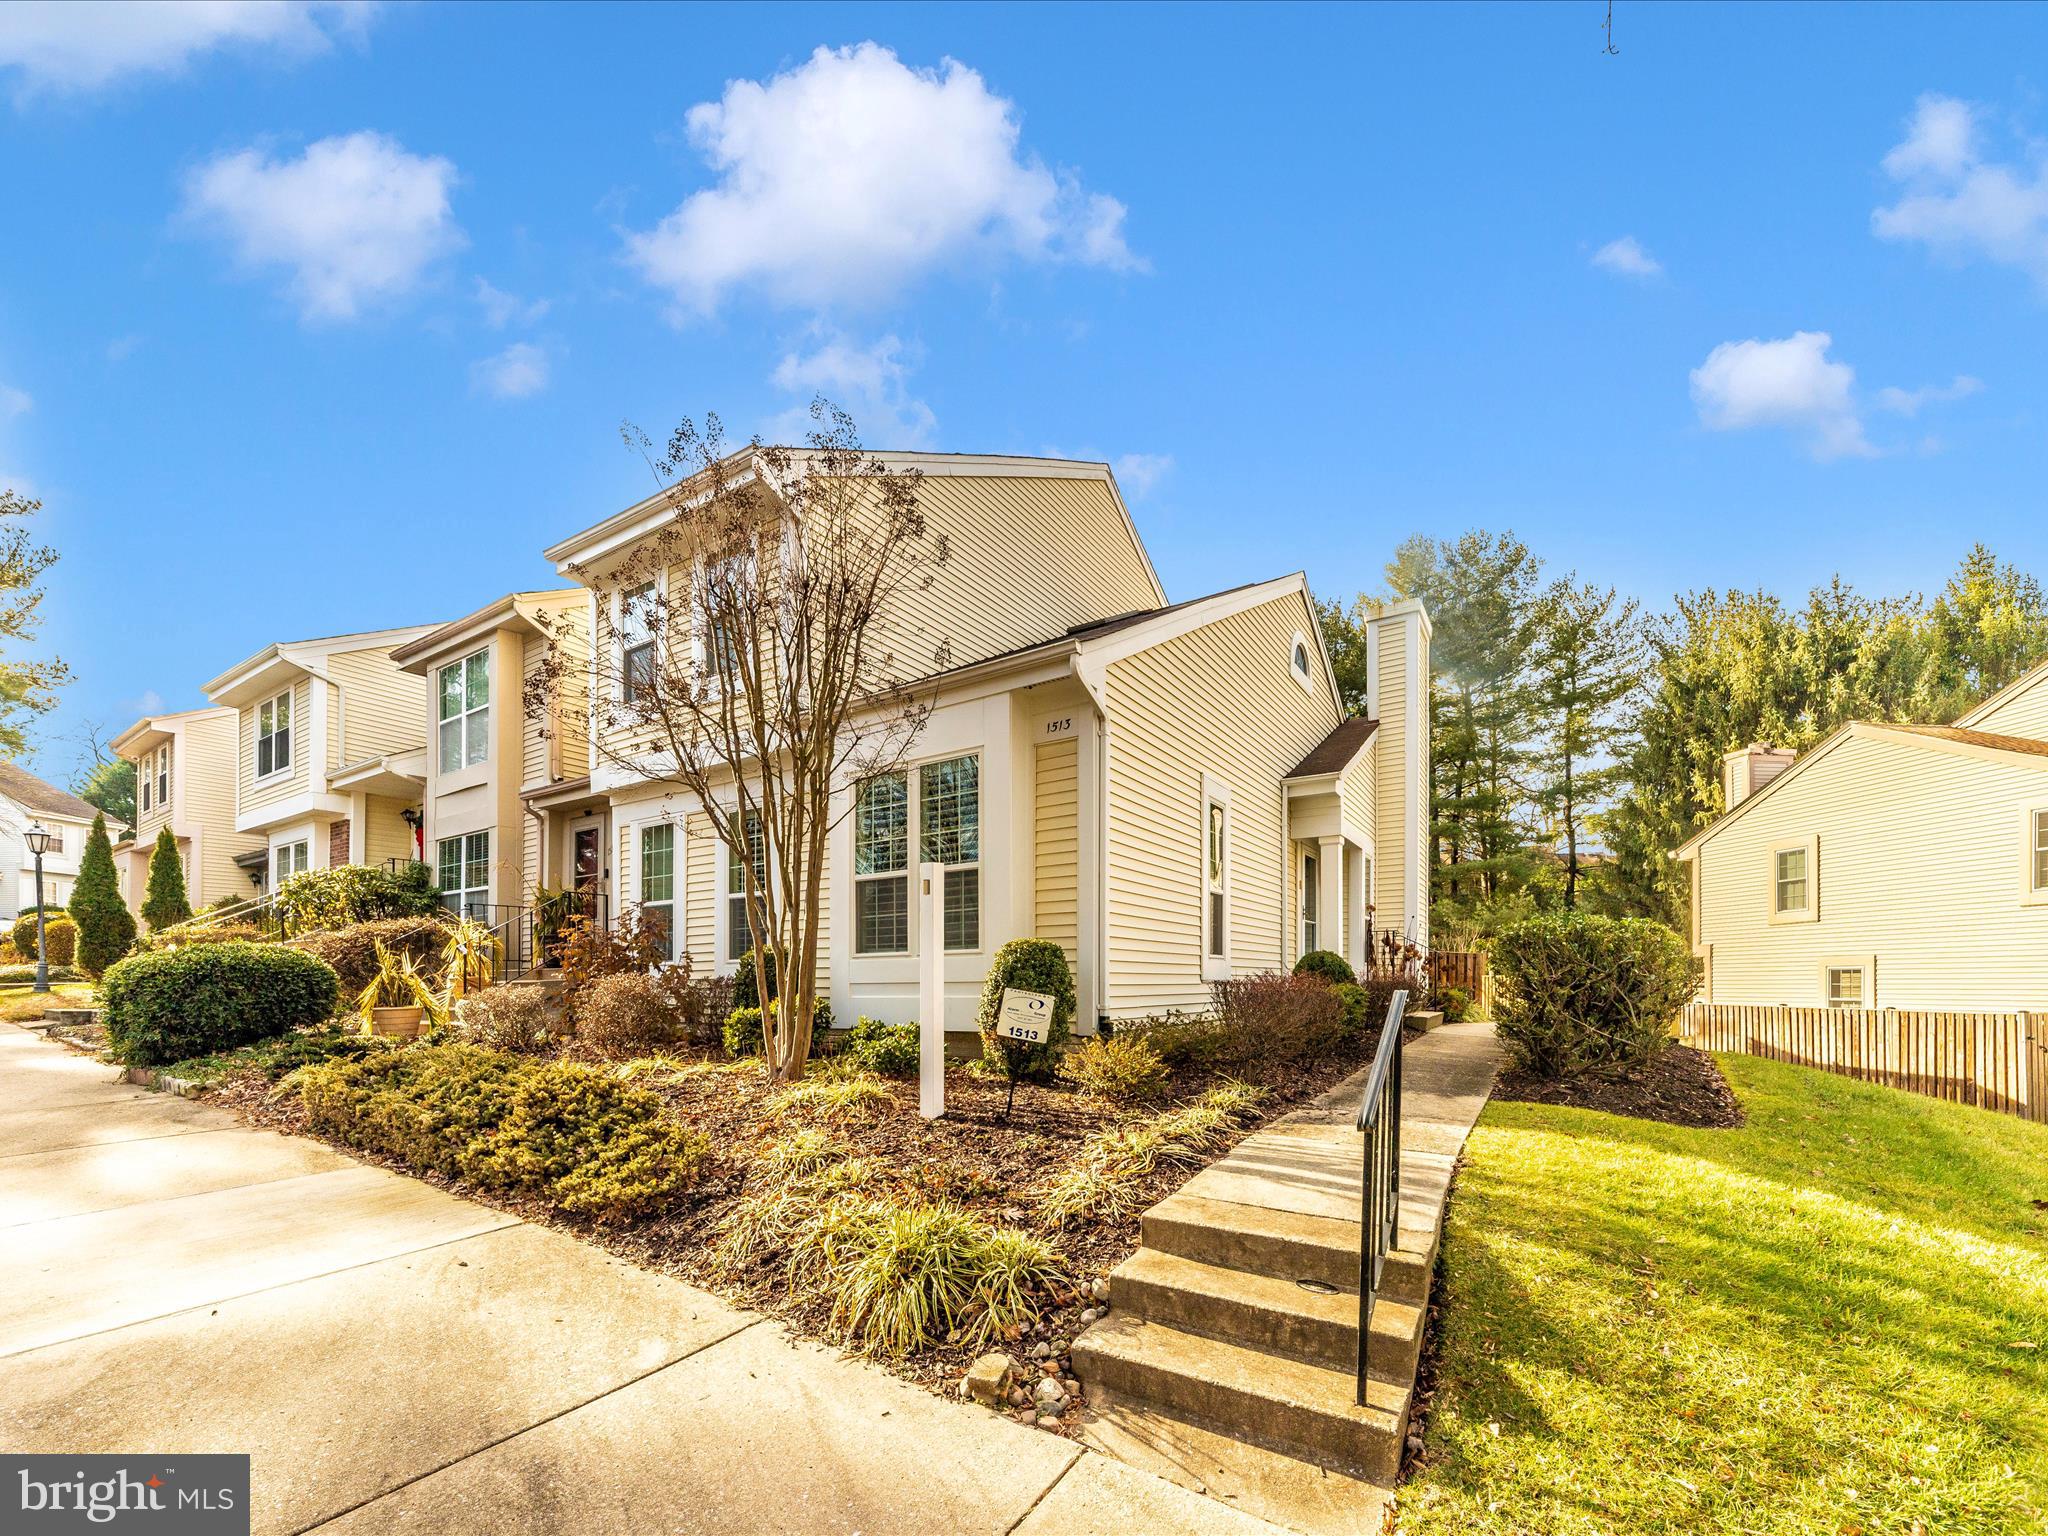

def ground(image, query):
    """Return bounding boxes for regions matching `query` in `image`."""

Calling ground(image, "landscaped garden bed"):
[135,931,1422,1429]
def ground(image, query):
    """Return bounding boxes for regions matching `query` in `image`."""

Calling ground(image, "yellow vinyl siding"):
[685,812,716,963]
[1340,741,1376,838]
[1371,624,1408,934]
[364,795,415,867]
[522,596,590,787]
[328,647,427,768]
[1694,731,2048,1010]
[1104,593,1339,1015]
[1033,737,1080,969]
[1967,672,2048,740]
[239,677,311,816]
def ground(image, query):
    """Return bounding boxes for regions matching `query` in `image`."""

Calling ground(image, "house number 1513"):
[1041,716,1075,738]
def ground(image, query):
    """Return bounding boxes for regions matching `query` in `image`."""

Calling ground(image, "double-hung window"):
[155,745,169,810]
[699,552,753,690]
[1301,851,1321,954]
[1205,789,1229,962]
[727,811,766,960]
[1771,840,1815,921]
[437,831,491,919]
[620,581,657,702]
[2031,809,2048,899]
[922,754,980,952]
[438,650,490,772]
[272,839,308,888]
[854,773,910,954]
[255,691,291,779]
[641,823,675,961]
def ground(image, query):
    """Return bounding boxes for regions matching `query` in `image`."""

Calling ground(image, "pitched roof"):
[1877,723,2048,759]
[1285,717,1379,778]
[0,761,100,821]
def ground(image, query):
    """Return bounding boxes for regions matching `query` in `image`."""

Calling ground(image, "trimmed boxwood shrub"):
[272,862,438,937]
[974,938,1076,1078]
[724,998,835,1059]
[101,942,341,1066]
[289,916,452,996]
[1293,949,1357,986]
[731,947,777,1010]
[1490,912,1701,1078]
[7,911,74,966]
[843,1015,920,1078]
[293,1043,709,1221]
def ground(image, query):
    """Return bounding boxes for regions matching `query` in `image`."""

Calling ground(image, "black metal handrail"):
[1355,986,1408,1406]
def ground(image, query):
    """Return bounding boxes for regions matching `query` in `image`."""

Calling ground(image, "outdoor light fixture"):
[24,820,53,994]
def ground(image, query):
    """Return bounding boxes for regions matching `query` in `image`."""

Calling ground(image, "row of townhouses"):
[110,452,1431,1033]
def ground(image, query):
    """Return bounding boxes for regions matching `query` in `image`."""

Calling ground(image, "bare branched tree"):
[526,401,950,1080]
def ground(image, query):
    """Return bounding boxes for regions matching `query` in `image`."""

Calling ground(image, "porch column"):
[1345,842,1367,972]
[1075,711,1104,1034]
[1317,835,1343,960]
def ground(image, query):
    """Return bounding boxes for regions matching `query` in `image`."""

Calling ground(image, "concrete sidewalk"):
[0,1022,1284,1536]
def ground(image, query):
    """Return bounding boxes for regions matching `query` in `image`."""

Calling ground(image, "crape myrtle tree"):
[525,402,951,1082]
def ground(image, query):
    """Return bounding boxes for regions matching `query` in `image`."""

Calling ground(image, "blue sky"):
[3,1,2046,786]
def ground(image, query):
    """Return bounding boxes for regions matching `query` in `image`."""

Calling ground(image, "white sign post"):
[918,860,945,1120]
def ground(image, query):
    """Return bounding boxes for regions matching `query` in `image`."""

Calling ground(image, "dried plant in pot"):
[355,941,450,1039]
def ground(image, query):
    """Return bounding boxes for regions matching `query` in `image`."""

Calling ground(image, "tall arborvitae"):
[141,825,193,932]
[68,812,136,976]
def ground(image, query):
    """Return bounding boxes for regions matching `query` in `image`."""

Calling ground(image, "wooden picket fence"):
[1428,950,1488,1011]
[1679,1003,2048,1124]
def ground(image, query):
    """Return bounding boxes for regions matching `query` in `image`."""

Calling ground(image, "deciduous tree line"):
[1321,536,2048,938]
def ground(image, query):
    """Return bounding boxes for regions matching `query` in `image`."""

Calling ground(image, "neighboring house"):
[544,451,1431,1033]
[1678,658,2048,1011]
[389,591,595,919]
[0,761,99,920]
[110,707,267,918]
[202,625,439,893]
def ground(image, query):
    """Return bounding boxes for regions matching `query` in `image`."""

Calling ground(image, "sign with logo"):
[4,1455,250,1534]
[996,987,1054,1043]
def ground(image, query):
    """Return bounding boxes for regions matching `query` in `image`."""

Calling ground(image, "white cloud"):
[1689,330,1874,461]
[1875,373,1983,416]
[105,334,143,363]
[182,131,463,322]
[0,383,30,418]
[1113,452,1173,499]
[0,1,373,95]
[474,277,549,329]
[123,689,168,717]
[1873,93,2048,287]
[471,342,548,400]
[626,42,1142,316]
[1590,235,1662,279]
[767,331,936,449]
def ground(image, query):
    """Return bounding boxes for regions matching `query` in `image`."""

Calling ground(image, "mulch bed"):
[207,1028,1388,1419]
[1491,1042,1744,1129]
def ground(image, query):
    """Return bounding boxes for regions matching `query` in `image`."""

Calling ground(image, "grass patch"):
[160,1023,387,1086]
[1400,1055,2048,1536]
[0,982,94,1022]
[772,1061,895,1120]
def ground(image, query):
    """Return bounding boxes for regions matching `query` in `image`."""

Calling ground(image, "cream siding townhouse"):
[545,451,1431,1034]
[203,626,438,891]
[110,707,266,916]
[0,762,98,920]
[1679,656,2048,1012]
[389,591,598,921]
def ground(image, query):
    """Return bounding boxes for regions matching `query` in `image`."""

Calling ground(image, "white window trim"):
[1288,629,1317,697]
[639,820,678,964]
[254,690,294,783]
[853,771,912,958]
[272,838,309,887]
[1201,774,1232,982]
[1767,835,1818,925]
[615,572,665,703]
[2023,804,2048,907]
[1821,956,1874,1010]
[722,807,767,965]
[920,751,983,955]
[156,745,170,812]
[695,547,758,699]
[437,648,492,774]
[1300,844,1322,956]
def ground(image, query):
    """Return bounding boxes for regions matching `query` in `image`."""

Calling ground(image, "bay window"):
[438,650,490,772]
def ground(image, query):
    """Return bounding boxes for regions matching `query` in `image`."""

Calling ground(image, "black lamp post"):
[24,820,53,994]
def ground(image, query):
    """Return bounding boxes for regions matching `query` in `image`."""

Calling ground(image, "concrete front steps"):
[1071,1022,1503,1536]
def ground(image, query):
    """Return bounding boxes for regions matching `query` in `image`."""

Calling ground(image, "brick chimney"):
[1722,743,1796,809]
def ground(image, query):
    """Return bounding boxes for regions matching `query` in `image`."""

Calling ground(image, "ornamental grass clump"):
[292,1043,709,1222]
[772,1060,894,1120]
[1037,1082,1268,1226]
[1062,1033,1170,1107]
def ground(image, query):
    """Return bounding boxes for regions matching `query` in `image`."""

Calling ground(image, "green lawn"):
[0,981,94,1023]
[1400,1055,2048,1536]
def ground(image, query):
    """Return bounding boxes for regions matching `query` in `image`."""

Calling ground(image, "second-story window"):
[437,650,490,772]
[154,745,169,810]
[620,581,657,702]
[256,691,291,779]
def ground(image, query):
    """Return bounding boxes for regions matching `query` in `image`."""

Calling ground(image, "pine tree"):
[68,812,136,977]
[1528,580,1645,909]
[141,825,192,931]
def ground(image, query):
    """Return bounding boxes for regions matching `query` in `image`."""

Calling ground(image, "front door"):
[573,826,601,920]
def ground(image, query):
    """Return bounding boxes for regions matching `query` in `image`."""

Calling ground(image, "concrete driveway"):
[0,1023,1284,1536]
